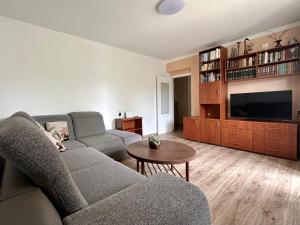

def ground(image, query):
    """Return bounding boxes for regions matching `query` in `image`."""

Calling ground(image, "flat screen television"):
[230,90,292,121]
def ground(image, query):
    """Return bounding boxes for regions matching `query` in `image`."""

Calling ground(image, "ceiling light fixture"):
[158,0,186,15]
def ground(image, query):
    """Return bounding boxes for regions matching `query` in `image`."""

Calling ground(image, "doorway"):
[174,75,191,130]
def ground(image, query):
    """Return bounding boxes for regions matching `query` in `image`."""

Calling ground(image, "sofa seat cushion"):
[63,140,86,150]
[61,147,145,204]
[63,173,211,225]
[107,129,142,145]
[78,134,124,153]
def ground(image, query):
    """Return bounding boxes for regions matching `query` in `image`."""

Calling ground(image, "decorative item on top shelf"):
[288,37,298,45]
[261,43,269,51]
[200,72,220,83]
[200,48,221,62]
[236,41,242,56]
[258,44,299,65]
[269,28,288,47]
[243,38,250,55]
[230,47,238,58]
[227,68,256,81]
[148,135,161,149]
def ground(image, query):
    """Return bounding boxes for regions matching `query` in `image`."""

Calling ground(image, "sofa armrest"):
[63,173,210,225]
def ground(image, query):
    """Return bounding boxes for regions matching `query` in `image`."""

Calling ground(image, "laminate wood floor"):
[122,131,300,225]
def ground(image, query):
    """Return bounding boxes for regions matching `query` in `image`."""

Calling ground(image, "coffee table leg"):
[137,160,140,173]
[141,161,145,175]
[186,162,189,182]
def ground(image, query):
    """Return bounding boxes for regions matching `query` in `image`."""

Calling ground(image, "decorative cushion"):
[0,117,88,216]
[36,122,66,152]
[46,121,69,141]
[33,114,76,140]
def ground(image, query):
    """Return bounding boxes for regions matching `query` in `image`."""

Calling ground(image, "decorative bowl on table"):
[148,135,161,149]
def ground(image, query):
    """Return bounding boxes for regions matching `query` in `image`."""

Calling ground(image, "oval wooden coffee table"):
[127,140,196,182]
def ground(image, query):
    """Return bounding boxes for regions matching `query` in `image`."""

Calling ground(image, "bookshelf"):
[226,43,300,82]
[199,46,222,83]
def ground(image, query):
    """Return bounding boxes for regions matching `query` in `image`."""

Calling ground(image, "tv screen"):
[230,90,292,121]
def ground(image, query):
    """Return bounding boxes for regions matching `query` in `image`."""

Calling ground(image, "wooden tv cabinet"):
[221,119,297,160]
[183,118,298,160]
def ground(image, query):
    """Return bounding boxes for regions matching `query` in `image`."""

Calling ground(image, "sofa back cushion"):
[69,112,106,138]
[0,117,88,216]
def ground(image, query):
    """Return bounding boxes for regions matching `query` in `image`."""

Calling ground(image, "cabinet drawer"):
[227,121,252,130]
[264,129,281,139]
[252,123,264,131]
[265,138,281,152]
[264,123,286,130]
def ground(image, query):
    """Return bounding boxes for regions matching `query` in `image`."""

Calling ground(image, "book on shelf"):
[258,45,299,65]
[227,56,256,70]
[201,60,220,71]
[200,48,221,62]
[227,68,256,81]
[257,61,299,77]
[200,72,220,83]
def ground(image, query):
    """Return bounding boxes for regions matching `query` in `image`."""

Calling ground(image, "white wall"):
[0,16,166,135]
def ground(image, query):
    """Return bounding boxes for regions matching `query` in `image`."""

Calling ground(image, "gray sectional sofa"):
[0,111,211,225]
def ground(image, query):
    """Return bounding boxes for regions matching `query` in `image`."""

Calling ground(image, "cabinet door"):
[183,117,200,141]
[200,119,209,143]
[183,117,196,140]
[221,127,230,147]
[252,130,264,154]
[241,129,252,151]
[199,82,221,104]
[211,120,221,145]
[201,119,220,145]
[210,83,221,104]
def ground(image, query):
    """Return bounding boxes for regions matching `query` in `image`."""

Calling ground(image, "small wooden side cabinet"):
[115,117,143,136]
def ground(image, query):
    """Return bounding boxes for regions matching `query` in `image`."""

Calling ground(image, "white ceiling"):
[0,0,300,60]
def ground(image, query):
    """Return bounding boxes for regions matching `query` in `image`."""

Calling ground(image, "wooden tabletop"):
[127,140,196,164]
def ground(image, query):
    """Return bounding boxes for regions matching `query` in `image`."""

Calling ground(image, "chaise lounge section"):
[0,112,211,225]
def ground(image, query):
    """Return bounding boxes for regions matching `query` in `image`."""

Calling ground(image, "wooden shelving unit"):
[183,44,298,160]
[226,43,300,82]
[115,117,143,136]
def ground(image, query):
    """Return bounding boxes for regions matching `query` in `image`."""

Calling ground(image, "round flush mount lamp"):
[158,0,186,15]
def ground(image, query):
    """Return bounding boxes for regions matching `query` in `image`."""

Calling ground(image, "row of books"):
[200,72,221,83]
[201,61,220,71]
[227,57,256,70]
[227,68,256,81]
[257,61,300,76]
[258,46,299,65]
[200,48,221,62]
